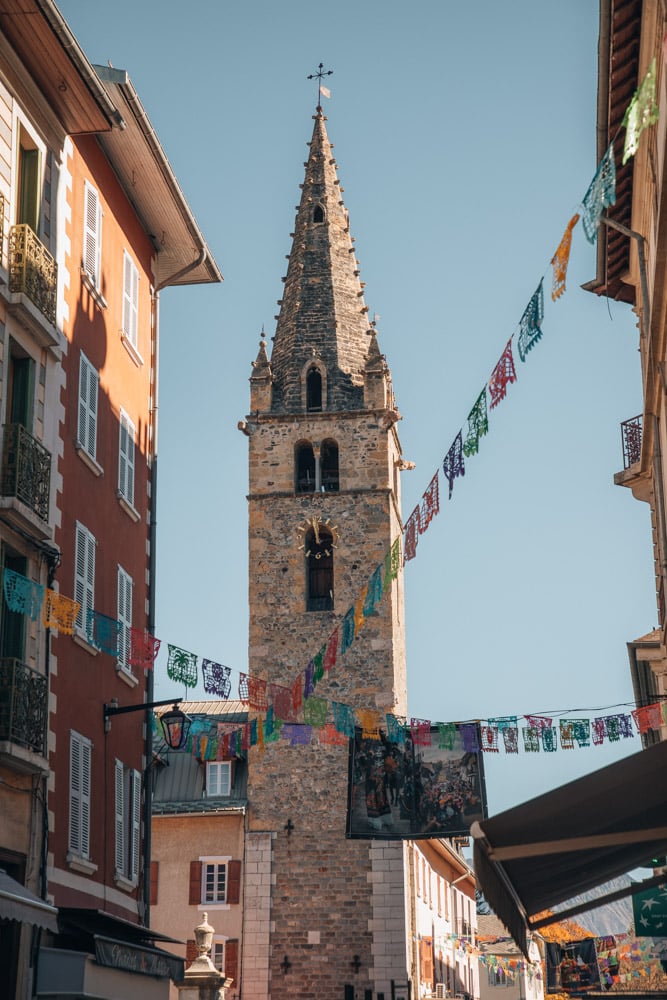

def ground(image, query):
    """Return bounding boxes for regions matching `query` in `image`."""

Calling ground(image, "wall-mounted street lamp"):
[103,698,191,750]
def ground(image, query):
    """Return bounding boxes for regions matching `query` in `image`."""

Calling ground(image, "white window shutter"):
[83,181,101,287]
[69,733,81,854]
[74,522,95,632]
[118,411,135,505]
[77,353,98,460]
[123,252,139,348]
[77,358,88,448]
[117,566,133,669]
[131,769,141,882]
[115,759,126,874]
[80,738,91,858]
[69,732,91,858]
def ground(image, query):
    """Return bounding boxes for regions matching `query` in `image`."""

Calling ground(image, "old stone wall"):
[246,391,409,999]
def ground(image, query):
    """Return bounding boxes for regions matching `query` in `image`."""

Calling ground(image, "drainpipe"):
[142,248,207,925]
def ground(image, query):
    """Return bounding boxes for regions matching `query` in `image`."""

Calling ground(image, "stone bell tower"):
[241,105,411,1000]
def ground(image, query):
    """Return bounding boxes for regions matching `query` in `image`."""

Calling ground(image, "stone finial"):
[195,913,215,960]
[174,913,233,999]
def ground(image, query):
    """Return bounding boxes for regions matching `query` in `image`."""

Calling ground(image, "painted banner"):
[346,724,487,840]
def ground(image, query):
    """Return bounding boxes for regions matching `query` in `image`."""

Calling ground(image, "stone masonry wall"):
[246,396,409,1000]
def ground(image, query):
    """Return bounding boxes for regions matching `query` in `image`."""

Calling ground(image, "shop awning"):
[0,869,58,932]
[471,740,667,957]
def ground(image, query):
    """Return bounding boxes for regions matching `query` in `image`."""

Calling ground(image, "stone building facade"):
[242,108,411,1000]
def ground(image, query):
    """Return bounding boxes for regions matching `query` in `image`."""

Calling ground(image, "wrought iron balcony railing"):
[621,414,642,469]
[8,223,57,326]
[0,657,48,757]
[1,423,51,522]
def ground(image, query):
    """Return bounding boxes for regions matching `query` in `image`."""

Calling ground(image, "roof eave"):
[0,0,120,134]
[93,65,222,288]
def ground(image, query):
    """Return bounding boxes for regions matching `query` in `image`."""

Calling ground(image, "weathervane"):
[307,62,333,108]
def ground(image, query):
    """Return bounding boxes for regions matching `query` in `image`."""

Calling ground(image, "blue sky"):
[58,0,655,815]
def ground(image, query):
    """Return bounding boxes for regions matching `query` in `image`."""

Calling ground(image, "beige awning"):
[0,869,58,933]
[471,740,667,957]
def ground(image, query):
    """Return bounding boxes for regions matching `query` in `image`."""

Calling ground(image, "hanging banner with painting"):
[346,723,488,840]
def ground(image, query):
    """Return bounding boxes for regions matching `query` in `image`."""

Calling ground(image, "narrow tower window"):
[313,204,325,223]
[305,527,334,612]
[321,439,339,492]
[306,368,323,412]
[295,441,316,493]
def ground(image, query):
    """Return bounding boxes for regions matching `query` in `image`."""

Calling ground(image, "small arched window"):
[321,439,339,492]
[305,527,334,611]
[313,204,325,223]
[306,368,323,412]
[295,441,316,493]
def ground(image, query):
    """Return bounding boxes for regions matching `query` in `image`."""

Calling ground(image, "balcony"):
[621,414,642,469]
[7,224,63,351]
[0,658,48,770]
[0,423,52,538]
[614,414,650,500]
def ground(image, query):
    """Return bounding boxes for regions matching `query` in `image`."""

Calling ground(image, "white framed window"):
[114,760,141,884]
[82,180,102,289]
[122,251,139,349]
[117,565,133,672]
[77,352,99,461]
[74,522,95,632]
[201,859,228,904]
[118,409,136,506]
[69,730,91,859]
[211,937,226,974]
[206,761,231,797]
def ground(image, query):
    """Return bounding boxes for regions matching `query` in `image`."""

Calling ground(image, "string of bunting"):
[174,697,667,762]
[400,57,658,565]
[447,931,665,985]
[2,61,660,765]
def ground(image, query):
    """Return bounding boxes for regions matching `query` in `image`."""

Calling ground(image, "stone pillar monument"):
[174,913,233,1000]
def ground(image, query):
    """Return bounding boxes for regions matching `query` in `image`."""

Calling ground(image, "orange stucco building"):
[0,4,220,997]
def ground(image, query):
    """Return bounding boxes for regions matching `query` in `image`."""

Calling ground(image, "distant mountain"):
[552,876,634,937]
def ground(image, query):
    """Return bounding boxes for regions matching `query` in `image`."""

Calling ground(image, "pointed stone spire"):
[364,326,395,411]
[269,109,372,412]
[249,334,273,412]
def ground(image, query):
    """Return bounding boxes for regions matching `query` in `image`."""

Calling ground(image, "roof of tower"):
[268,108,373,412]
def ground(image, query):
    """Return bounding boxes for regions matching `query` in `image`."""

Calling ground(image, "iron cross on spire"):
[307,62,333,108]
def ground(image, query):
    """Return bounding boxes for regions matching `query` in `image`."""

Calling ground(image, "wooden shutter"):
[69,732,90,857]
[114,760,126,874]
[226,859,241,904]
[83,181,101,286]
[224,938,238,984]
[131,768,141,882]
[149,860,159,906]
[74,523,95,631]
[80,738,90,858]
[189,860,202,905]
[185,939,198,968]
[118,411,135,505]
[69,732,81,854]
[77,353,98,459]
[123,251,139,347]
[117,566,133,669]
